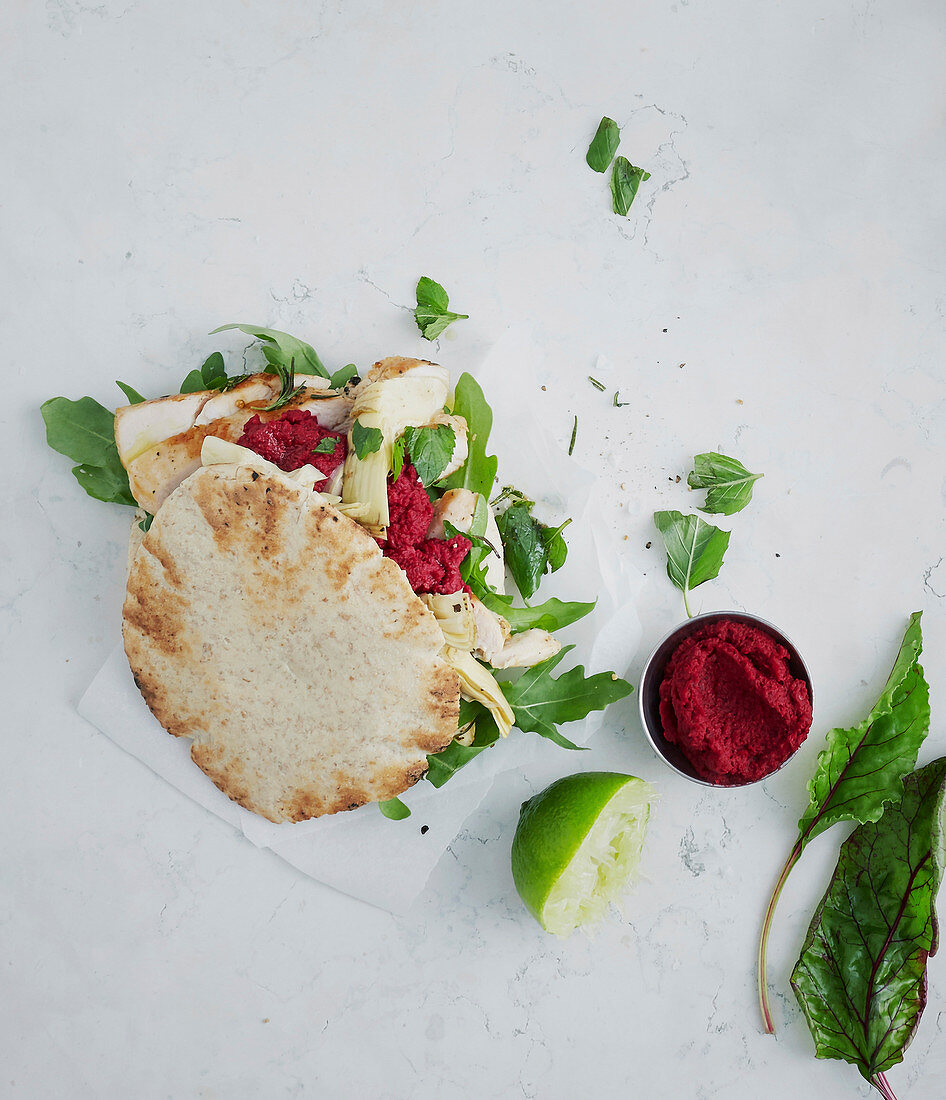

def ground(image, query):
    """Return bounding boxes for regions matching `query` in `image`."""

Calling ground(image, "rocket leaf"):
[791,758,946,1086]
[442,373,497,498]
[687,452,763,516]
[379,797,411,820]
[41,395,137,508]
[115,381,146,405]
[426,701,501,788]
[477,590,595,635]
[653,510,730,617]
[211,323,329,378]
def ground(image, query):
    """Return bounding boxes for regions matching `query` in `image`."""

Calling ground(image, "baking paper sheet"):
[77,328,644,913]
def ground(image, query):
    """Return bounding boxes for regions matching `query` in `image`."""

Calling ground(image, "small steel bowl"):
[638,610,813,787]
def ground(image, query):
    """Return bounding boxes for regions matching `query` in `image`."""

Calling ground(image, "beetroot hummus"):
[237,409,346,487]
[658,619,812,785]
[381,461,470,595]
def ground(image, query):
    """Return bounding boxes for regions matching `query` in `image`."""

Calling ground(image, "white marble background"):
[3,1,945,1097]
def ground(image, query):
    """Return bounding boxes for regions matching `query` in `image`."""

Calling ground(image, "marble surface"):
[3,1,945,1097]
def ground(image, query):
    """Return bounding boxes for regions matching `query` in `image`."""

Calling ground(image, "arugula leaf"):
[653,510,730,618]
[542,517,571,573]
[688,452,763,516]
[138,512,154,532]
[41,396,137,508]
[496,496,572,600]
[115,381,146,405]
[498,646,633,750]
[478,590,595,635]
[41,396,119,466]
[610,156,650,216]
[179,369,207,394]
[426,701,501,788]
[211,323,329,378]
[402,424,456,486]
[200,351,227,386]
[445,495,491,587]
[757,613,930,1034]
[379,797,411,820]
[791,758,946,1087]
[586,116,620,173]
[311,437,338,455]
[352,420,383,459]
[414,277,469,340]
[329,363,359,389]
[442,373,498,498]
[390,433,408,481]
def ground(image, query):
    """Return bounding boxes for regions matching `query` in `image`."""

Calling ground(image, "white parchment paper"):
[77,328,644,913]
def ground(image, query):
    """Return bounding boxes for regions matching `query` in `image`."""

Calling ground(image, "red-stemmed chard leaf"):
[758,613,930,1033]
[791,758,946,1095]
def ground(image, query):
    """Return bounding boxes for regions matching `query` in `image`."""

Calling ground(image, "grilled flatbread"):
[123,463,459,822]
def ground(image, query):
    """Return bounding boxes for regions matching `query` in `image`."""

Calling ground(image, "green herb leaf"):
[179,369,206,394]
[211,323,329,378]
[652,510,730,617]
[379,797,411,820]
[138,512,154,532]
[426,701,501,788]
[414,277,469,341]
[401,424,456,486]
[613,391,629,408]
[498,646,633,749]
[259,358,305,413]
[41,396,119,466]
[329,363,359,389]
[72,460,137,507]
[588,376,605,391]
[791,758,946,1083]
[496,497,571,600]
[311,437,338,455]
[116,381,146,405]
[442,373,498,498]
[687,452,763,516]
[352,419,384,460]
[478,590,595,635]
[391,434,408,481]
[610,156,650,216]
[586,116,621,173]
[200,351,227,387]
[568,415,578,455]
[542,517,571,574]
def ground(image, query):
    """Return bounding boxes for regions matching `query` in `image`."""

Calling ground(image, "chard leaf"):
[688,451,763,516]
[402,424,456,486]
[426,701,501,788]
[330,363,359,389]
[653,510,729,617]
[442,373,498,498]
[211,323,329,378]
[41,396,118,466]
[586,116,620,173]
[478,590,595,635]
[414,277,468,340]
[379,797,411,820]
[115,381,146,405]
[497,646,632,749]
[797,612,928,851]
[352,420,383,459]
[791,758,946,1083]
[610,156,650,215]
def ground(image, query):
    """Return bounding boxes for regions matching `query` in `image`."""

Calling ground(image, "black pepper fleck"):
[420,825,429,834]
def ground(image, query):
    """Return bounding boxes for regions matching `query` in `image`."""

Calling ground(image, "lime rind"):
[539,779,656,937]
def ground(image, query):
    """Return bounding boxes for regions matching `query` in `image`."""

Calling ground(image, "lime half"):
[511,771,656,937]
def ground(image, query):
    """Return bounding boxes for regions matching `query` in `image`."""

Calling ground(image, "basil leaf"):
[610,156,650,216]
[402,424,455,486]
[352,420,383,459]
[791,758,946,1085]
[478,590,595,635]
[211,323,329,378]
[498,646,633,749]
[115,381,146,405]
[496,499,548,599]
[41,396,118,466]
[688,452,763,516]
[312,437,338,455]
[426,701,501,788]
[586,116,620,173]
[653,510,729,617]
[379,797,411,820]
[441,373,498,498]
[414,277,468,340]
[200,351,227,387]
[329,363,359,389]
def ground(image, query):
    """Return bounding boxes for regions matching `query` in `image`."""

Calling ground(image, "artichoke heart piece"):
[341,358,450,535]
[442,645,515,738]
[421,591,478,650]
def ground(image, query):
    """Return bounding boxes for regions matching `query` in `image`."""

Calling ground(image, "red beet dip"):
[658,619,812,785]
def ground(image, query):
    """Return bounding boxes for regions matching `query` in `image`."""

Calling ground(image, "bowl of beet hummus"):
[639,612,813,787]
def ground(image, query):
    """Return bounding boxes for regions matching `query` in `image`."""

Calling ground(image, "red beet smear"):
[382,461,470,595]
[237,409,346,487]
[658,619,812,785]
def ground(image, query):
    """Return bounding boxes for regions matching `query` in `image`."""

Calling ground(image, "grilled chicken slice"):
[489,628,562,670]
[427,488,505,593]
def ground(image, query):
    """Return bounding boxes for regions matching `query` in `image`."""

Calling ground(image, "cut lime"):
[511,771,656,937]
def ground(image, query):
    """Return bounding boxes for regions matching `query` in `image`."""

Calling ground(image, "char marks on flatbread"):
[123,464,460,822]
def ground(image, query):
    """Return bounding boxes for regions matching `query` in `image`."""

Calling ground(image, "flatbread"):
[123,463,460,822]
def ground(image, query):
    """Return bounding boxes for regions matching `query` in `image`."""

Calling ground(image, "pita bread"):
[123,463,460,822]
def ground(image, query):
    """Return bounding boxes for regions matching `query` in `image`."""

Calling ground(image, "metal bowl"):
[638,610,813,787]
